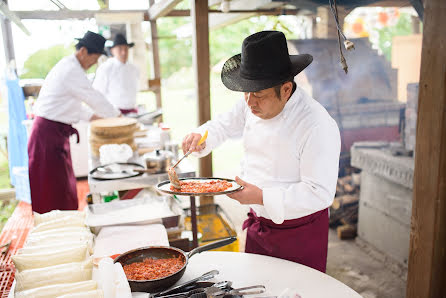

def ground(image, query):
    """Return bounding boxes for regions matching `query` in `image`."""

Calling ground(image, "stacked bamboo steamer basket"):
[90,117,138,157]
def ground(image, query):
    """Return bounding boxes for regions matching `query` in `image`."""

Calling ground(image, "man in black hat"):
[181,31,341,272]
[28,30,121,214]
[93,33,139,115]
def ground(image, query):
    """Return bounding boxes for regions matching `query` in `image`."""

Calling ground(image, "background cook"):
[93,33,139,115]
[28,31,121,214]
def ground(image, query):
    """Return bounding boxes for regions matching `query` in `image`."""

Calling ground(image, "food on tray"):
[32,215,86,233]
[15,259,93,291]
[168,167,181,190]
[12,244,89,272]
[57,290,104,298]
[14,280,97,298]
[170,179,233,193]
[25,230,94,250]
[33,210,85,226]
[123,256,185,280]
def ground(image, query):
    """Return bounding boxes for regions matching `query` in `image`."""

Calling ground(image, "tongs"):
[172,130,208,169]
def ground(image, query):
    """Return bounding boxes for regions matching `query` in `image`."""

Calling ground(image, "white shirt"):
[35,54,120,124]
[194,86,341,224]
[93,57,139,110]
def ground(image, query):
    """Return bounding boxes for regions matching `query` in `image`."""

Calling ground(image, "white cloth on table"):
[93,57,139,110]
[193,86,341,224]
[35,54,120,124]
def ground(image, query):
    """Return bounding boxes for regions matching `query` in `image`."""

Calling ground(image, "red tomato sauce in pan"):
[123,256,185,280]
[170,180,232,193]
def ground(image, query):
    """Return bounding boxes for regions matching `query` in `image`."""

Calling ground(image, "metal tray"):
[90,162,145,180]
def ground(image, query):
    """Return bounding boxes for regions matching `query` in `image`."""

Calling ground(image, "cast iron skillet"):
[114,236,237,293]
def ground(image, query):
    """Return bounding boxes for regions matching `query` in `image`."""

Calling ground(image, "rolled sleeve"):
[79,104,94,121]
[67,67,120,118]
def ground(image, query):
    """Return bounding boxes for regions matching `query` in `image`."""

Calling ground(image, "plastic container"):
[12,167,31,204]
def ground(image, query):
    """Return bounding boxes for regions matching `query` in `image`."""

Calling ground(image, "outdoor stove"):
[288,38,404,153]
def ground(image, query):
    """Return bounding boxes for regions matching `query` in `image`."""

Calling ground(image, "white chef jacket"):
[194,86,341,224]
[35,54,120,124]
[93,57,139,110]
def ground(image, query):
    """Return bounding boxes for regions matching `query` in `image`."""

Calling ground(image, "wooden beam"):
[406,0,446,297]
[408,0,424,20]
[147,0,182,20]
[191,0,213,205]
[13,9,150,20]
[13,8,299,20]
[148,0,162,111]
[365,0,417,7]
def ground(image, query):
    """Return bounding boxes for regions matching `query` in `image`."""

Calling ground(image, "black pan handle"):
[154,270,219,297]
[187,237,237,258]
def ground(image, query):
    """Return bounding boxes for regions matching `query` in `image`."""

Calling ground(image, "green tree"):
[377,13,414,61]
[155,15,300,78]
[20,44,74,79]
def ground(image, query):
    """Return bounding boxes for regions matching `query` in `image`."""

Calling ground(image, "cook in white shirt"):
[93,33,139,114]
[28,31,121,214]
[182,31,341,273]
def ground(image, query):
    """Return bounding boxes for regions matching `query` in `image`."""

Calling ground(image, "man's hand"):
[90,114,102,121]
[182,133,206,154]
[227,176,263,205]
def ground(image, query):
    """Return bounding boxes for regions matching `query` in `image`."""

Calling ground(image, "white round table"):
[176,251,361,298]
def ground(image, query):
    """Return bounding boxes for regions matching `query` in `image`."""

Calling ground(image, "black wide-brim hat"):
[75,31,107,55]
[221,31,313,92]
[109,33,134,49]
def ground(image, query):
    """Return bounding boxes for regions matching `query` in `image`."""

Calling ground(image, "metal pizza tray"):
[156,177,243,196]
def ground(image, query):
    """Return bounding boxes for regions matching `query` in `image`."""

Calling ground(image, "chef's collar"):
[270,87,299,121]
[71,54,85,72]
[111,57,126,66]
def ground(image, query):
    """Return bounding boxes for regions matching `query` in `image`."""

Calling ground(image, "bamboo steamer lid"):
[90,117,138,138]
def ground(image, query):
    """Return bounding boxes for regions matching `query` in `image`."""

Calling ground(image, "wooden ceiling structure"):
[0,1,444,297]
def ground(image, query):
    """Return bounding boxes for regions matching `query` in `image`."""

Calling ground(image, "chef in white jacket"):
[93,33,139,115]
[181,31,341,272]
[28,31,121,214]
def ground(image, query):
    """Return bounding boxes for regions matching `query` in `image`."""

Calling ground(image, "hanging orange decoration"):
[352,22,364,34]
[378,12,389,26]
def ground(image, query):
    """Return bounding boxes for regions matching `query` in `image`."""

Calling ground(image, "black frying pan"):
[114,236,237,293]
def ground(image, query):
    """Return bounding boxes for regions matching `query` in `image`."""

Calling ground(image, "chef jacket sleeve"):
[79,104,94,121]
[67,67,120,118]
[262,117,341,224]
[92,63,109,95]
[192,98,247,158]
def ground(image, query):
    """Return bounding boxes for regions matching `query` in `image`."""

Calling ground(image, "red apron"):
[28,116,79,214]
[243,208,329,272]
[119,108,138,115]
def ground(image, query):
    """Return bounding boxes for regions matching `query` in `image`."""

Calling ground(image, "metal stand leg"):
[190,196,199,249]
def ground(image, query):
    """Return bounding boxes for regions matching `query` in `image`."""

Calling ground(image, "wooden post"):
[191,0,213,206]
[312,6,348,39]
[148,0,162,110]
[406,0,446,297]
[0,1,15,64]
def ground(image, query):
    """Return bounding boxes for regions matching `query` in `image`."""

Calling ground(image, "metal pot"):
[143,149,174,174]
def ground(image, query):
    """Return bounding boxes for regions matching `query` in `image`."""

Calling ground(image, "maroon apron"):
[243,208,329,272]
[28,116,79,214]
[119,108,138,115]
